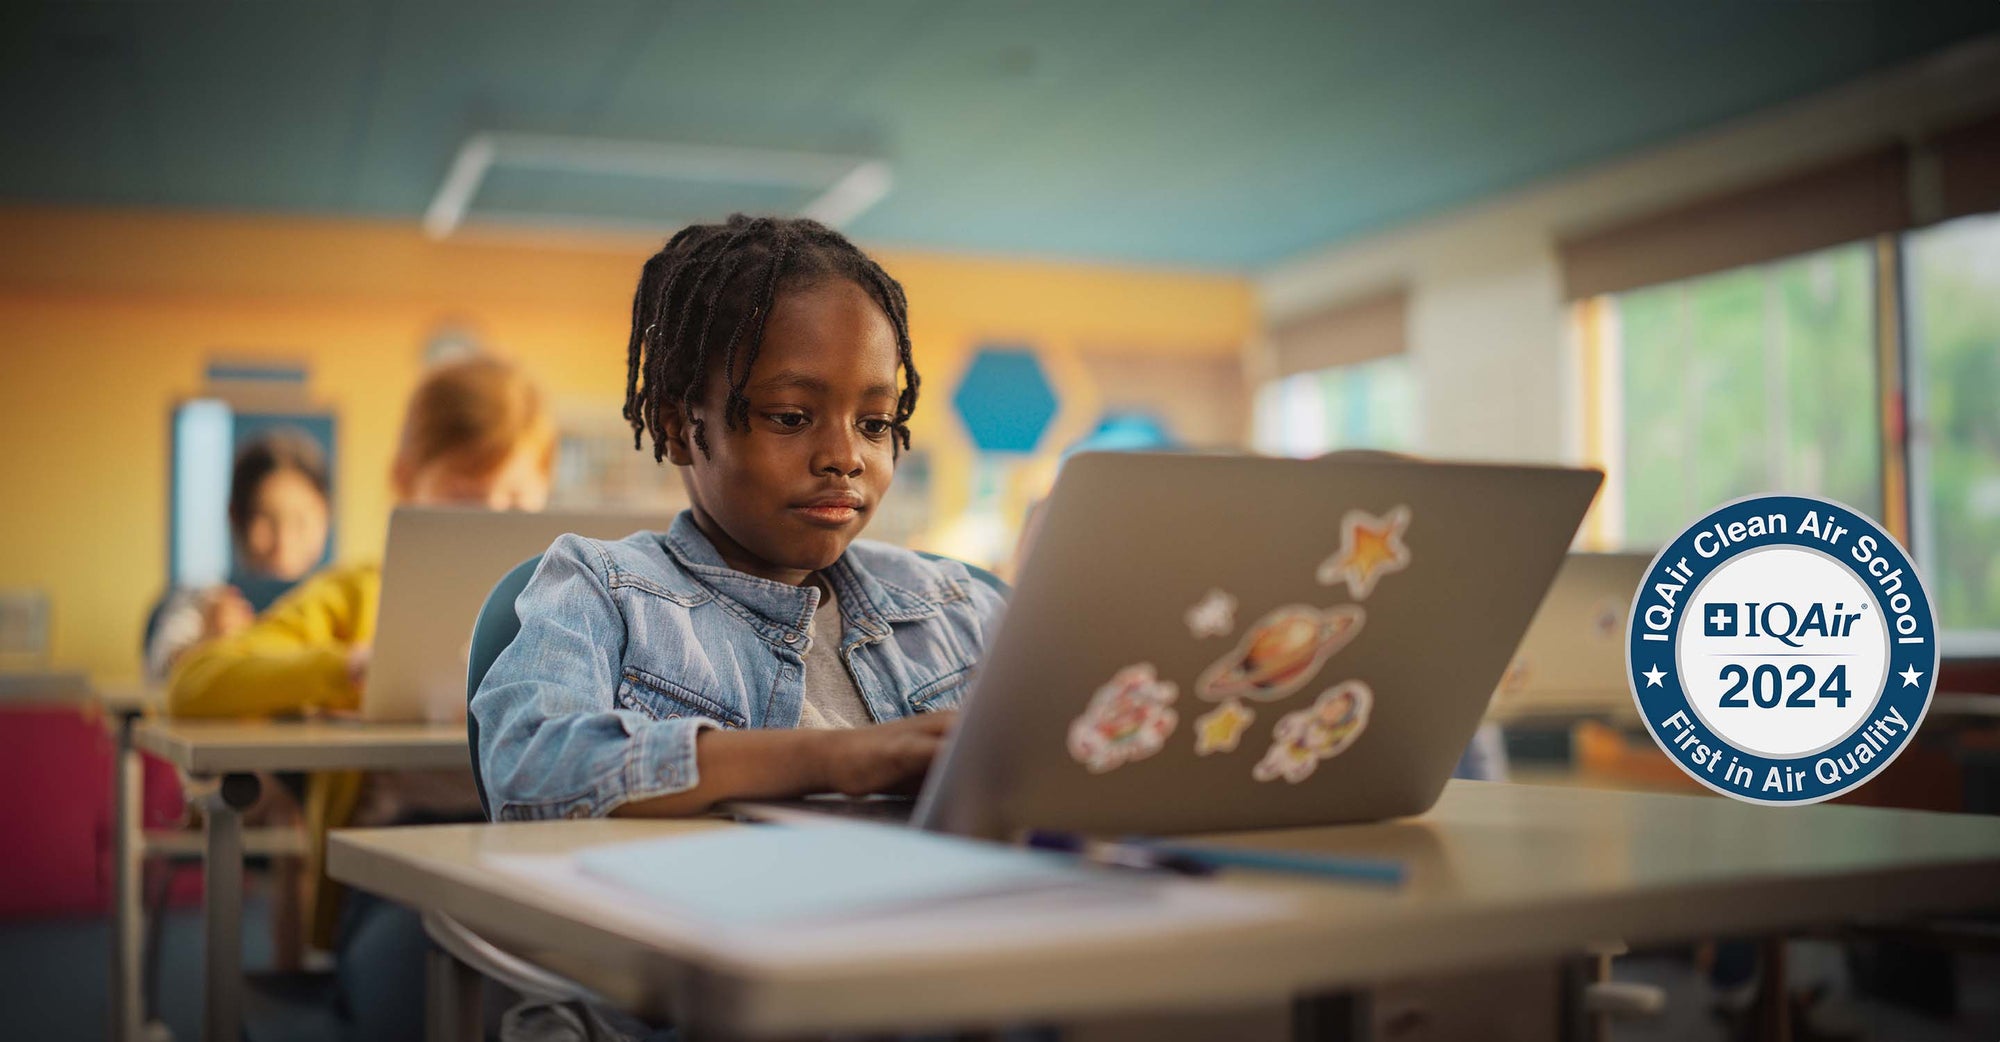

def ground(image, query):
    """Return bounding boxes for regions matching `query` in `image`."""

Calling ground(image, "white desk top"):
[95,683,163,716]
[0,670,94,707]
[134,718,470,774]
[328,781,2000,1036]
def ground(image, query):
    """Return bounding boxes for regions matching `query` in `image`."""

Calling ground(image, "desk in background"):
[125,718,469,1042]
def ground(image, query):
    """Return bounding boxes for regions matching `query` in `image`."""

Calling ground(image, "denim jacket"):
[473,512,1006,821]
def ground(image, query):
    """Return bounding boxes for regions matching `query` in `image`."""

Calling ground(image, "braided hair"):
[622,214,918,461]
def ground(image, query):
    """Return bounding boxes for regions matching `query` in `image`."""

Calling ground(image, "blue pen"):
[1124,838,1408,886]
[1023,831,1217,876]
[1023,830,1406,886]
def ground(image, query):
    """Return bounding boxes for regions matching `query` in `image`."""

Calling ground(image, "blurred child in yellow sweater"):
[168,354,554,1042]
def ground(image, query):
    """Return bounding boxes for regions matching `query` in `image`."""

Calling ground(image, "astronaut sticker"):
[1252,680,1375,784]
[1193,699,1255,756]
[1195,604,1365,703]
[1067,664,1180,774]
[1316,506,1413,600]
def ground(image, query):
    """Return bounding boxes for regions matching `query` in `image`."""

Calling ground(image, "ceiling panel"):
[0,1,1993,268]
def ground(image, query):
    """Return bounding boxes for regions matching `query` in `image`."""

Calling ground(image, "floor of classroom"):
[0,872,338,1042]
[1616,943,2000,1042]
[0,875,1995,1042]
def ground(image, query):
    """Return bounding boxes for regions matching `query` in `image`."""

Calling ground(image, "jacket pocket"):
[617,667,746,729]
[908,665,975,713]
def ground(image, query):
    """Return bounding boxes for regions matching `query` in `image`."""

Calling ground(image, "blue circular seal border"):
[1625,494,1938,805]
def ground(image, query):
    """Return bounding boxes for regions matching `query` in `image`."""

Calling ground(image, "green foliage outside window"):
[1907,214,2000,633]
[1616,244,1880,548]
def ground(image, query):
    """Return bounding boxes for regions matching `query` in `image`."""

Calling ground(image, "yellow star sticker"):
[1194,699,1255,756]
[1317,505,1412,599]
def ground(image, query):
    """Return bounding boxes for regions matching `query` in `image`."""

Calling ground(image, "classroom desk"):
[329,780,2000,1040]
[98,684,160,1042]
[127,718,470,1042]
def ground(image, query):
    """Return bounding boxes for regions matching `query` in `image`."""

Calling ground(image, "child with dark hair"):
[475,214,1002,821]
[145,428,333,679]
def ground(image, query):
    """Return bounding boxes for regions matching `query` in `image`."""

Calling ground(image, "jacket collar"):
[659,512,939,643]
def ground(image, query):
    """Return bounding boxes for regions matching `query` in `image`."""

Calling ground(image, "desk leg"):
[1755,937,1791,1042]
[110,711,144,1042]
[1291,992,1367,1042]
[200,773,259,1042]
[425,948,483,1042]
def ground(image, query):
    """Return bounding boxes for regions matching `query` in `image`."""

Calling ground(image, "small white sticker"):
[1184,588,1238,639]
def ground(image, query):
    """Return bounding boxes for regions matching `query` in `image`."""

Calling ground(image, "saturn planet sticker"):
[1196,604,1366,703]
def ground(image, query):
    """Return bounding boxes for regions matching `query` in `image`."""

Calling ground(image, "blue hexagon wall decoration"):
[952,346,1059,454]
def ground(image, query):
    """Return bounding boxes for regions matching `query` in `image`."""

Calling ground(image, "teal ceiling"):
[3,2,1995,269]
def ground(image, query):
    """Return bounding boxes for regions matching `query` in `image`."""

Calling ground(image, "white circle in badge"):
[1678,546,1887,759]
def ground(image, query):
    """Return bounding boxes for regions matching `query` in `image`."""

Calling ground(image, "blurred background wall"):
[0,208,1252,683]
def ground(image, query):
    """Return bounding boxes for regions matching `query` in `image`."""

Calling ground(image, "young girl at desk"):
[474,215,1005,821]
[144,428,333,681]
[168,355,555,1042]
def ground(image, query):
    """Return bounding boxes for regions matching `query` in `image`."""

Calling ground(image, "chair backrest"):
[462,550,1005,818]
[465,554,543,820]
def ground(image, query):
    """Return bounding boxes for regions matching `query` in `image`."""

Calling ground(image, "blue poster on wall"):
[168,361,338,600]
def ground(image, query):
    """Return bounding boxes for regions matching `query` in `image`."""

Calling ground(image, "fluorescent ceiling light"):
[422,132,892,240]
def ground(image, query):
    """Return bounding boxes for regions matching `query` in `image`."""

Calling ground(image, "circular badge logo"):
[1626,495,1936,804]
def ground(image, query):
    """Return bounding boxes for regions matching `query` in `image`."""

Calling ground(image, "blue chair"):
[443,552,603,1021]
[465,554,544,822]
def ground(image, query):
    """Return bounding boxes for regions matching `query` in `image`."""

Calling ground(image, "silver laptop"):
[365,507,670,723]
[748,452,1601,839]
[1487,552,1651,724]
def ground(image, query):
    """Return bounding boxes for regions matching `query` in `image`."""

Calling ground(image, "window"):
[1906,212,2000,636]
[1582,218,2000,640]
[1604,243,1882,547]
[1253,355,1418,458]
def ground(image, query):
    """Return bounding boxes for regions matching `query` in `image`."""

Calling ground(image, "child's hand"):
[199,586,254,640]
[814,711,958,797]
[345,646,373,690]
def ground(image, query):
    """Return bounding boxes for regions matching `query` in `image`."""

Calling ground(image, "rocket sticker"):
[1067,664,1180,774]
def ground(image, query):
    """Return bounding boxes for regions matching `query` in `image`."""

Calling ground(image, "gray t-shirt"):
[797,576,873,729]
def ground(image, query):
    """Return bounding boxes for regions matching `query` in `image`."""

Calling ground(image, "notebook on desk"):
[574,823,1104,926]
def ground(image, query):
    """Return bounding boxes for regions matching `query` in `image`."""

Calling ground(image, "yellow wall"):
[0,207,1254,685]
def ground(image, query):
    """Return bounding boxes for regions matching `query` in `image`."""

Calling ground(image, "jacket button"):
[783,633,798,644]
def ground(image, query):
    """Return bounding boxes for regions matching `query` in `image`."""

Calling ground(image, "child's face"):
[237,467,329,581]
[671,277,902,585]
